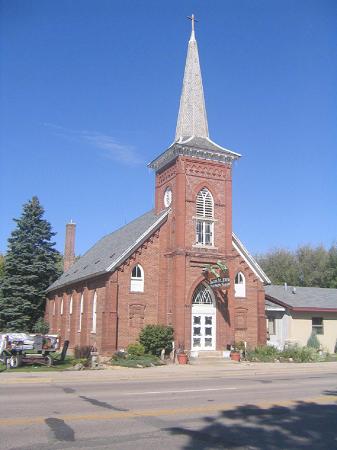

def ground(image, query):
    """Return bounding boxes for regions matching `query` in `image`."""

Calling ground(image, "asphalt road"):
[1,363,337,450]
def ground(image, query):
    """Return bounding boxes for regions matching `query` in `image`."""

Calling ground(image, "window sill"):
[91,331,96,334]
[192,244,218,250]
[129,291,144,294]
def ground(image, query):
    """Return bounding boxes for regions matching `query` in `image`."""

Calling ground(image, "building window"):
[60,298,64,315]
[130,264,144,292]
[192,284,213,305]
[68,295,73,331]
[312,317,324,335]
[267,318,276,335]
[52,300,56,316]
[195,188,214,246]
[92,291,97,333]
[78,293,84,332]
[234,272,246,297]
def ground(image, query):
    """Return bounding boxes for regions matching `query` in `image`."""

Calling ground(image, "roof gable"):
[232,233,271,284]
[47,209,169,293]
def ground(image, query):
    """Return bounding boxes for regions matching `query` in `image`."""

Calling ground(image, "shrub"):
[32,318,50,334]
[246,345,280,362]
[127,342,145,357]
[139,325,174,356]
[307,332,320,349]
[281,345,318,363]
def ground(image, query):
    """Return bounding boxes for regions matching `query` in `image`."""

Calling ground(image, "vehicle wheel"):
[45,355,53,367]
[10,355,22,368]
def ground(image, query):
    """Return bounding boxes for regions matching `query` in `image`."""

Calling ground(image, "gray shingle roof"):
[47,209,169,293]
[265,285,337,310]
[147,137,241,172]
[265,298,285,310]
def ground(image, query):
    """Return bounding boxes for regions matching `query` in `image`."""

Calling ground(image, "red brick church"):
[46,19,270,356]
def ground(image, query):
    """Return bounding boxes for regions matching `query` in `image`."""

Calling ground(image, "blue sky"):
[1,0,336,257]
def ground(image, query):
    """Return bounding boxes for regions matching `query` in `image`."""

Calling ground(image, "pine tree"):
[0,197,61,331]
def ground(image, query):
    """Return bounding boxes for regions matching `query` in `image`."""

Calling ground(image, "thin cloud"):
[43,123,143,166]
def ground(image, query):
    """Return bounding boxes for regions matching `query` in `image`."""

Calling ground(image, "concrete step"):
[189,350,235,365]
[195,351,224,358]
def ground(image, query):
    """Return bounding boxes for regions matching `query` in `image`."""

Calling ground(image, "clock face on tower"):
[164,187,172,207]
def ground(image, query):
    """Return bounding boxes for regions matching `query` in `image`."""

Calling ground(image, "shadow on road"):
[168,399,337,449]
[44,417,75,442]
[79,395,128,411]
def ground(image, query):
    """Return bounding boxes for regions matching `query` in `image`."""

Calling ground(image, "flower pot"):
[230,351,241,362]
[177,352,188,364]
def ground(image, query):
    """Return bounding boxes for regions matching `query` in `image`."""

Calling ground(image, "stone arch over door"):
[191,283,216,352]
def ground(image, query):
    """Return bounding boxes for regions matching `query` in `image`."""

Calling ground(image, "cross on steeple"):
[187,14,198,33]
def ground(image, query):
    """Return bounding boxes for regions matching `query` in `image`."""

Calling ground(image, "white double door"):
[191,305,216,351]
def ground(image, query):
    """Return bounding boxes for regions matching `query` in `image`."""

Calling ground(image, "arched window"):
[235,272,246,298]
[78,293,84,331]
[92,291,97,333]
[52,300,56,316]
[130,264,144,292]
[60,298,64,315]
[195,188,214,246]
[192,284,213,305]
[68,295,73,331]
[196,188,214,218]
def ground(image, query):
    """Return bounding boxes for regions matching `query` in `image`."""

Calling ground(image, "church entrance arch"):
[191,283,216,351]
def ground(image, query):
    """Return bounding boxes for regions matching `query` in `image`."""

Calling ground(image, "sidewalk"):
[1,361,337,384]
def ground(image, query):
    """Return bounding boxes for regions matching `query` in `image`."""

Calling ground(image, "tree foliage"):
[0,254,4,279]
[257,244,337,288]
[0,197,61,331]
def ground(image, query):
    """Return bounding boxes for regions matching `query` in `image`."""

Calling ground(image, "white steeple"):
[148,16,241,172]
[175,14,209,142]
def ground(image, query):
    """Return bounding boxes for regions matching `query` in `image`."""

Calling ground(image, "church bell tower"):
[148,16,243,351]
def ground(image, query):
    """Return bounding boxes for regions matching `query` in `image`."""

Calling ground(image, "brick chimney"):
[64,220,76,272]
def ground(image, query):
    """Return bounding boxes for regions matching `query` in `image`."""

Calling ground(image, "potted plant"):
[176,342,188,365]
[230,342,244,362]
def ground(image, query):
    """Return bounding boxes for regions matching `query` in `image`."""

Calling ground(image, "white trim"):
[106,209,170,272]
[266,305,286,311]
[232,232,271,284]
[206,137,241,157]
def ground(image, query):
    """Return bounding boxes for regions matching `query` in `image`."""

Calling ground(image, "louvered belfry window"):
[195,188,214,246]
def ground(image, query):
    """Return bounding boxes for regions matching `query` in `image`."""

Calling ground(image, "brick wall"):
[45,154,266,355]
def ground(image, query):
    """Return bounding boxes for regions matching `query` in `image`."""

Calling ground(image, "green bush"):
[246,345,279,362]
[32,318,50,334]
[139,325,174,356]
[127,342,145,357]
[307,332,320,349]
[281,345,318,362]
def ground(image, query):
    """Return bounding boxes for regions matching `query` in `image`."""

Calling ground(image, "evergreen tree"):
[0,197,61,331]
[0,254,4,279]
